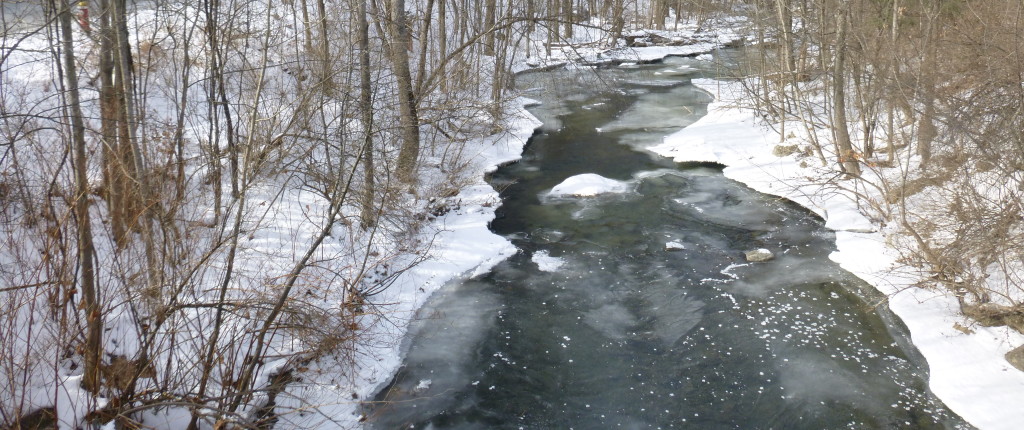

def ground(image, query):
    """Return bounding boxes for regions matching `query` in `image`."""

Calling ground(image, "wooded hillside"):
[0,0,738,428]
[745,0,1024,330]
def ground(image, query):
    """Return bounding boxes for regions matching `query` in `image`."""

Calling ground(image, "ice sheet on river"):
[600,84,711,147]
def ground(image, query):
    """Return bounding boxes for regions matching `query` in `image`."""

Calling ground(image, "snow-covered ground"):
[266,97,540,428]
[650,78,1024,430]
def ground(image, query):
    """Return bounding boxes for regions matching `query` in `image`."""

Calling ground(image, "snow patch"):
[545,173,631,197]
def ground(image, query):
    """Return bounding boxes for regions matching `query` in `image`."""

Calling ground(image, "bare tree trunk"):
[884,0,900,165]
[358,0,376,226]
[915,5,938,168]
[56,0,102,394]
[415,0,435,96]
[204,0,238,200]
[491,0,514,122]
[562,0,573,39]
[114,0,147,254]
[773,0,794,142]
[649,0,668,29]
[172,16,198,206]
[832,7,860,176]
[483,0,496,55]
[113,0,142,182]
[546,0,556,55]
[389,0,420,184]
[315,0,332,90]
[610,0,624,44]
[438,0,448,92]
[916,94,935,166]
[96,0,143,247]
[300,0,313,52]
[775,0,795,75]
[96,0,123,241]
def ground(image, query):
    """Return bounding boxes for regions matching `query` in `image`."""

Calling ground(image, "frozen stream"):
[367,56,968,429]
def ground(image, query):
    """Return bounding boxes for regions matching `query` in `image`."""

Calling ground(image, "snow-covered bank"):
[513,24,746,74]
[277,98,541,428]
[355,98,541,382]
[330,41,735,427]
[650,78,1024,430]
[331,25,751,427]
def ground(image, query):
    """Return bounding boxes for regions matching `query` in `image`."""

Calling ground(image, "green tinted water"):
[368,56,968,430]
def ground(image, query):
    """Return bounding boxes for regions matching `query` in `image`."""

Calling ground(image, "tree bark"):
[610,0,624,44]
[96,0,122,240]
[832,7,860,176]
[96,0,143,247]
[315,0,332,90]
[389,0,420,184]
[358,0,376,226]
[57,0,102,394]
[483,0,496,55]
[915,3,939,168]
[546,0,556,55]
[562,0,573,38]
[438,0,447,92]
[415,0,435,96]
[775,0,795,76]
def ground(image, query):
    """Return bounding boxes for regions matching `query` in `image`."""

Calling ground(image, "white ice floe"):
[546,173,631,198]
[532,250,566,272]
[665,241,686,251]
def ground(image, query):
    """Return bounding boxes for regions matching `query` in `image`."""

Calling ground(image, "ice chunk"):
[412,379,432,394]
[665,241,686,251]
[532,250,566,272]
[546,173,631,197]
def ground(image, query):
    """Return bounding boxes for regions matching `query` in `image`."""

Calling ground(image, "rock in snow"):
[744,248,774,262]
[1006,345,1024,372]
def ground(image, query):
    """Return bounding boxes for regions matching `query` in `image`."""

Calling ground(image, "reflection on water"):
[368,55,969,429]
